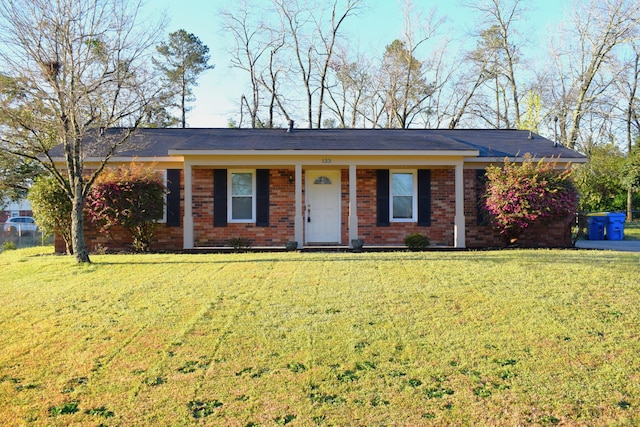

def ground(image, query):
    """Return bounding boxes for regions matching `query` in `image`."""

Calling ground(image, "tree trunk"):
[71,184,90,263]
[626,51,639,221]
[181,74,187,128]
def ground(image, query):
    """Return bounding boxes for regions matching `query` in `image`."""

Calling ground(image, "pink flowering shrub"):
[483,154,579,244]
[86,163,166,252]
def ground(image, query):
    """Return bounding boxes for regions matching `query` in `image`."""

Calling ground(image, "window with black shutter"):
[213,169,227,227]
[417,169,431,226]
[256,169,269,227]
[166,169,181,227]
[376,169,390,226]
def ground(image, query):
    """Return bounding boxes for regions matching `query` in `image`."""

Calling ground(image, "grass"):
[1,247,639,426]
[624,221,640,240]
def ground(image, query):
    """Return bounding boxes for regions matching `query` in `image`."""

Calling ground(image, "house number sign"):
[322,158,332,164]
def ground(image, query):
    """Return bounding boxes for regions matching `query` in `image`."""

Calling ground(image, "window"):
[314,176,332,185]
[390,171,417,222]
[229,171,255,222]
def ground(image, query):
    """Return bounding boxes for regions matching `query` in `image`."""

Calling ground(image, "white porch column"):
[183,162,194,249]
[348,164,359,246]
[294,164,304,248]
[454,162,466,248]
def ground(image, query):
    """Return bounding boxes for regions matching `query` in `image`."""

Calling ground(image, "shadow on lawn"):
[91,248,638,267]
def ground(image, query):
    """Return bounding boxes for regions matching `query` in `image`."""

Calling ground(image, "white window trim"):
[228,169,256,223]
[390,170,417,223]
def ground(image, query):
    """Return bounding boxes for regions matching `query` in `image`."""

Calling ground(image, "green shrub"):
[484,154,579,244]
[2,240,17,251]
[227,237,252,252]
[86,162,166,252]
[28,175,73,254]
[404,233,430,251]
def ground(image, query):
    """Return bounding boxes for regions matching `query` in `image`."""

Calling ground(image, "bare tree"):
[376,2,443,128]
[379,39,432,128]
[447,68,488,129]
[222,2,273,128]
[464,26,514,128]
[313,0,362,128]
[273,0,361,128]
[466,0,526,127]
[324,48,372,127]
[614,43,640,219]
[547,0,640,149]
[259,35,291,127]
[417,40,457,128]
[0,0,165,263]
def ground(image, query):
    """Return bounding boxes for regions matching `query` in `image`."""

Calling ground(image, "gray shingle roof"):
[71,127,586,160]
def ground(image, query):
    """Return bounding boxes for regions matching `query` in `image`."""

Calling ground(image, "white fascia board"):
[168,149,479,157]
[189,158,473,167]
[170,152,480,167]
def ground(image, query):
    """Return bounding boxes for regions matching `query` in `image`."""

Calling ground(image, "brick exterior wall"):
[57,166,574,252]
[55,221,185,253]
[54,170,184,253]
[464,169,574,248]
[355,169,454,246]
[194,168,297,247]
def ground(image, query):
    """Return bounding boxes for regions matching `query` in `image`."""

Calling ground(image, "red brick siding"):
[56,166,574,252]
[55,212,185,253]
[194,168,296,247]
[194,167,456,247]
[354,169,455,246]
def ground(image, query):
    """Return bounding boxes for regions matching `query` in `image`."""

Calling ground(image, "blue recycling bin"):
[587,214,607,240]
[606,212,626,241]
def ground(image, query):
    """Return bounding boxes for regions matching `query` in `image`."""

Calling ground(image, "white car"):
[3,216,38,235]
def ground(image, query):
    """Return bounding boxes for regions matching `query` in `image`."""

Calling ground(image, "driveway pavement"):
[575,239,640,252]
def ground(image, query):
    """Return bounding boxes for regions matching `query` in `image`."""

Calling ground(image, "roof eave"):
[168,149,480,157]
[464,156,587,164]
[50,156,180,164]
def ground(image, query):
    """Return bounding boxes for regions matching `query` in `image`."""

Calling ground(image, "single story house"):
[55,126,586,252]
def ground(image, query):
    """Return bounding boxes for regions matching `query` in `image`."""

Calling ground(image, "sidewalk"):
[575,239,640,252]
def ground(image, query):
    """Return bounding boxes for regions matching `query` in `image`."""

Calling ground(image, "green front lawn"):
[1,247,639,426]
[625,221,640,240]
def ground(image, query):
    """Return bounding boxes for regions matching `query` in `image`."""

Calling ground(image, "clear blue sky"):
[151,0,568,127]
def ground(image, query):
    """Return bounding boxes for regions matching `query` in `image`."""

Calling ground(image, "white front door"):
[306,170,341,244]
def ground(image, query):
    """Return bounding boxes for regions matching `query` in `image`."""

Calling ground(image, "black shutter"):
[256,169,270,227]
[213,169,227,227]
[377,169,390,226]
[166,169,181,227]
[476,169,489,225]
[417,169,431,227]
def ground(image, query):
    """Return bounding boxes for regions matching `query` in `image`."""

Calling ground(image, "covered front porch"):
[171,150,476,250]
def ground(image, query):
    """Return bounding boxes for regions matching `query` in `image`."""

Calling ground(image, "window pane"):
[393,196,413,219]
[232,173,253,196]
[314,176,332,185]
[392,173,413,196]
[232,197,252,220]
